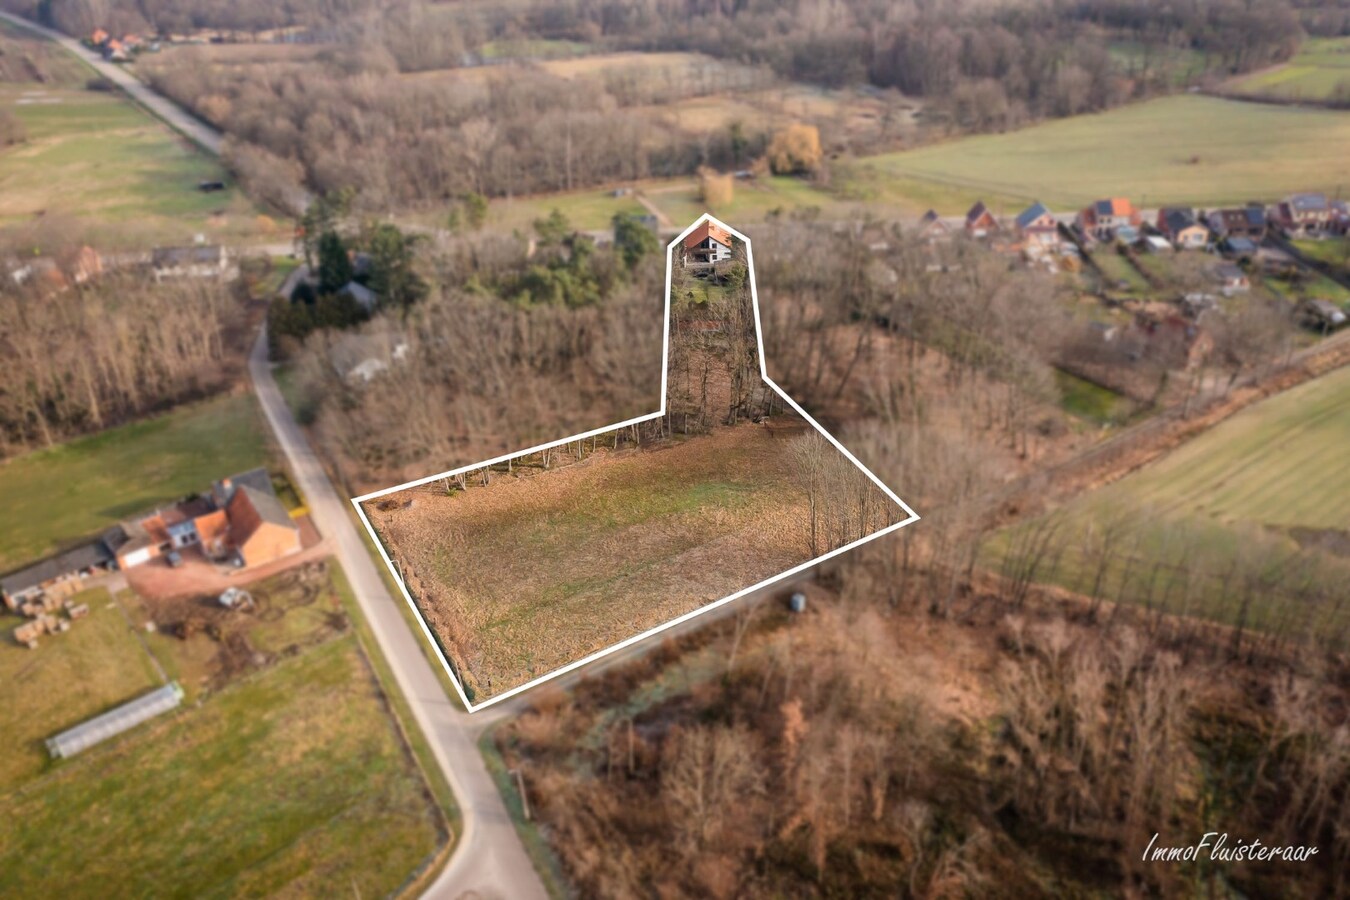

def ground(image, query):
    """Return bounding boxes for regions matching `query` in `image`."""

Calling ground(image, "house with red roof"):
[1076,198,1141,242]
[964,201,999,239]
[681,221,734,267]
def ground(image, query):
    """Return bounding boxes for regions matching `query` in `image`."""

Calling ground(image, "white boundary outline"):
[351,214,920,712]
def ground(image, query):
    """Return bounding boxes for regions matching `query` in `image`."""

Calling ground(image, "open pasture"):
[362,421,864,701]
[0,393,270,573]
[0,588,162,790]
[842,96,1350,212]
[1229,37,1350,102]
[0,636,442,899]
[989,364,1350,643]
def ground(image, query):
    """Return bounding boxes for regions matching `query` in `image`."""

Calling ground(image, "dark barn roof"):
[1,539,116,597]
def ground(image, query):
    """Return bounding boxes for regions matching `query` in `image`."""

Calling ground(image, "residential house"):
[1015,201,1060,249]
[1156,208,1209,249]
[681,221,734,267]
[150,244,235,281]
[1206,205,1267,242]
[6,246,103,293]
[1276,192,1331,235]
[964,201,999,238]
[1212,263,1250,295]
[1077,198,1140,242]
[227,485,301,568]
[916,209,950,242]
[113,468,301,571]
[1330,200,1350,235]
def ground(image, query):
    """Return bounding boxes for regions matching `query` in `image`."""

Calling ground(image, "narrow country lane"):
[248,329,548,900]
[0,11,223,154]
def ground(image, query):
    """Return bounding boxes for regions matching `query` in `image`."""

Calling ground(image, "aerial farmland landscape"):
[2,0,1349,896]
[360,231,909,702]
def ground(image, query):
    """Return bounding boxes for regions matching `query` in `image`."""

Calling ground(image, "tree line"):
[0,267,245,455]
[285,215,666,491]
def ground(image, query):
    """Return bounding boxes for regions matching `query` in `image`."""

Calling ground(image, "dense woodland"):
[498,575,1347,897]
[0,264,246,455]
[283,214,665,491]
[477,223,1346,900]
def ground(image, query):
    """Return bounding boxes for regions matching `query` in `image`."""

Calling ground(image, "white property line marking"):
[352,214,921,712]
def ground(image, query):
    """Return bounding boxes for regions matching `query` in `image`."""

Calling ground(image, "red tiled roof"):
[683,221,733,251]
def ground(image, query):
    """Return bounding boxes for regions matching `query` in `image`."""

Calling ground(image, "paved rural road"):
[0,11,224,154]
[248,329,548,900]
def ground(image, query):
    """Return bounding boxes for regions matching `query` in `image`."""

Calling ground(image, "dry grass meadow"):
[364,419,842,701]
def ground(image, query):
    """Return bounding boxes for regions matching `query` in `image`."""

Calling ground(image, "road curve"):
[248,328,547,900]
[0,11,223,154]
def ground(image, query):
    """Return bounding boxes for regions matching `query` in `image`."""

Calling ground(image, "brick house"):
[227,486,301,567]
[964,201,1000,238]
[1077,198,1140,242]
[1015,201,1059,248]
[916,209,950,242]
[1276,193,1332,236]
[111,468,301,571]
[1156,208,1210,249]
[1206,205,1267,242]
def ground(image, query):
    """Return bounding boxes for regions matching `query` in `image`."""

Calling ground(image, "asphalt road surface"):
[249,328,548,900]
[0,12,224,154]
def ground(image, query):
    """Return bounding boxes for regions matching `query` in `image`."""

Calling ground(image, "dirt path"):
[636,191,675,229]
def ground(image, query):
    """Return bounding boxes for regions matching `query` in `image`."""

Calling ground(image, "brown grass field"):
[364,419,839,701]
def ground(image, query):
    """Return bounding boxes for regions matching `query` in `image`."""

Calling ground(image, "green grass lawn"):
[484,188,648,233]
[1067,361,1350,529]
[1093,251,1150,294]
[1054,370,1138,426]
[0,65,263,247]
[1266,271,1350,305]
[989,364,1350,639]
[0,635,442,898]
[0,392,271,573]
[1231,37,1350,102]
[1108,40,1211,87]
[839,96,1350,213]
[1293,238,1350,279]
[363,423,843,700]
[479,38,591,60]
[0,588,163,789]
[647,175,846,228]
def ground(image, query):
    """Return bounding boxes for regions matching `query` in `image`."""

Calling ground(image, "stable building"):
[0,535,120,611]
